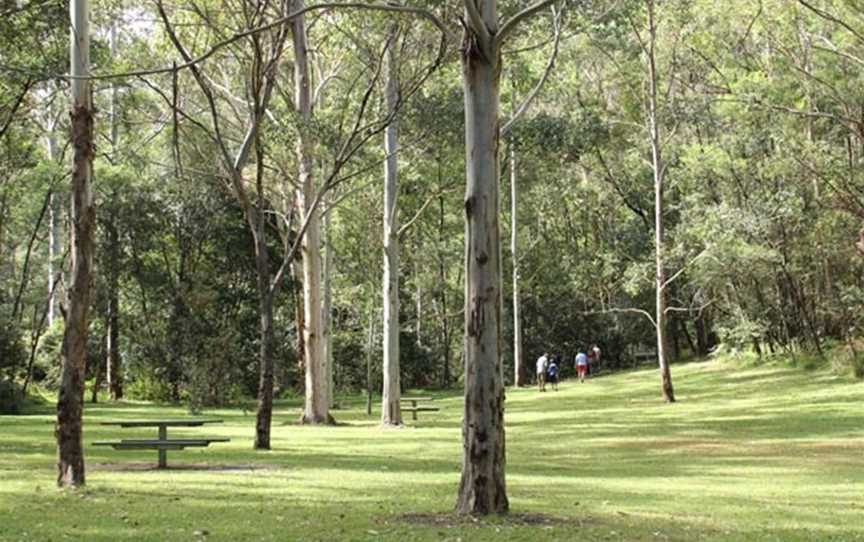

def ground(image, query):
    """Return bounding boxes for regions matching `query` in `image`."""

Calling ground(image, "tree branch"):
[501,5,562,137]
[581,307,657,328]
[796,0,864,45]
[463,0,493,52]
[498,0,560,45]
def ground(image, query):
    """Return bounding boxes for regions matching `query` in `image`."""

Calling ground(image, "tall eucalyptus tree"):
[56,0,95,487]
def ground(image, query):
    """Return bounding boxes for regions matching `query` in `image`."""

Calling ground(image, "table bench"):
[93,419,229,469]
[399,396,439,421]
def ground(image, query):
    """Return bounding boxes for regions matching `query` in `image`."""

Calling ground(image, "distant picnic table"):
[400,396,439,421]
[93,419,229,469]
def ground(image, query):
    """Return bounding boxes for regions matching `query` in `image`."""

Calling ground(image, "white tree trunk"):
[456,0,508,515]
[381,29,402,426]
[293,0,330,424]
[322,197,334,408]
[646,0,675,403]
[509,139,523,387]
[57,0,94,487]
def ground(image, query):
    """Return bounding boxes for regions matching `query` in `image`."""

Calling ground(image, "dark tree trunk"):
[57,0,94,484]
[254,277,275,449]
[681,318,697,356]
[106,211,122,400]
[696,314,710,357]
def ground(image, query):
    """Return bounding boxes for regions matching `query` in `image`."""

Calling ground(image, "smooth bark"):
[456,0,508,515]
[509,139,523,387]
[381,29,402,426]
[322,200,334,408]
[645,0,675,403]
[293,0,330,424]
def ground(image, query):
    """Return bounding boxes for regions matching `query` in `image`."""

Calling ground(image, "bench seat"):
[93,438,229,450]
[400,406,440,413]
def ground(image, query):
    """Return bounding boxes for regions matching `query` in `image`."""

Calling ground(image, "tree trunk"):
[57,0,94,487]
[46,122,61,327]
[438,189,451,389]
[322,199,334,408]
[291,257,305,384]
[456,2,508,515]
[293,2,330,425]
[106,22,122,400]
[509,139,523,387]
[646,0,675,403]
[106,212,122,400]
[366,309,375,416]
[381,29,402,427]
[254,231,275,449]
[91,333,105,404]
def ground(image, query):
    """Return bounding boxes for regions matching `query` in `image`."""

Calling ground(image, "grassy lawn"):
[2,358,863,541]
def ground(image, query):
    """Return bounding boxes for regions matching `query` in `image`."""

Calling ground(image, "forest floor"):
[2,357,863,541]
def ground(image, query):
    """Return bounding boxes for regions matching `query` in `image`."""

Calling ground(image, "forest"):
[2,0,864,526]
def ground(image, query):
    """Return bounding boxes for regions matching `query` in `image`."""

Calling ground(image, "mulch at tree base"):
[399,512,594,528]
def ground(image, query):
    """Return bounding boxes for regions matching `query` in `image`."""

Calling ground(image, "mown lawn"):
[2,359,863,541]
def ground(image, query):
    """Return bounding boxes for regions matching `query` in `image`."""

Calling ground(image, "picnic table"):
[93,419,229,469]
[399,396,439,421]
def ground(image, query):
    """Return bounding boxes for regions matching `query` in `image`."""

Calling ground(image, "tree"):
[642,0,675,402]
[381,25,403,427]
[292,0,331,425]
[56,0,95,487]
[455,0,558,516]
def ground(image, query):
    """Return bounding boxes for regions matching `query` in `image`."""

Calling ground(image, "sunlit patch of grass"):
[2,356,864,541]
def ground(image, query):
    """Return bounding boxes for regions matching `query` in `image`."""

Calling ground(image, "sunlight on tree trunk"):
[293,0,331,425]
[456,0,508,516]
[381,28,403,427]
[645,0,675,403]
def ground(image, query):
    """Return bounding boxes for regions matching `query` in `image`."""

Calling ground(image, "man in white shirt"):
[536,353,549,391]
[575,351,588,383]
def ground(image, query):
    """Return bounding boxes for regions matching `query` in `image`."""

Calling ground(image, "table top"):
[400,396,434,401]
[98,419,224,428]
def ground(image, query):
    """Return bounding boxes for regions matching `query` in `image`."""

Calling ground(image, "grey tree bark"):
[509,139,523,387]
[322,198,334,408]
[381,28,403,427]
[57,0,95,487]
[293,0,331,425]
[45,115,61,328]
[645,0,675,403]
[456,0,508,515]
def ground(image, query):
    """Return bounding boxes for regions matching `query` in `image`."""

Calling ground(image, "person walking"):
[536,352,549,392]
[591,344,601,375]
[547,358,559,391]
[575,350,588,383]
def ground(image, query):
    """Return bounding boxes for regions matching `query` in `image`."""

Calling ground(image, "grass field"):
[2,358,863,541]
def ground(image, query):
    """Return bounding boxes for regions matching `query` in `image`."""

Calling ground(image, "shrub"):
[125,369,175,402]
[0,379,22,414]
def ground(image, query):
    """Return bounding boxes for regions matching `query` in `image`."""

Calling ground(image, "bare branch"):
[463,0,493,52]
[581,307,657,328]
[498,0,559,45]
[501,6,562,137]
[0,2,449,82]
[796,0,864,45]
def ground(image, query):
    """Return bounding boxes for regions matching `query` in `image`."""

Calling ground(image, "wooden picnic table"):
[399,396,439,421]
[93,419,228,469]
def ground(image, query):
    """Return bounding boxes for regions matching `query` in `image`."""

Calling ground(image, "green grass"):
[2,358,863,541]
